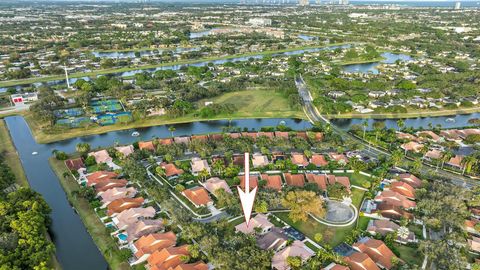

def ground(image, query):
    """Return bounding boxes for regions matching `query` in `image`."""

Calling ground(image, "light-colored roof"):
[126,219,164,243]
[328,153,349,164]
[88,150,112,164]
[469,236,480,252]
[374,190,416,209]
[114,206,156,230]
[235,214,274,234]
[204,177,232,195]
[291,153,309,166]
[115,145,135,157]
[400,141,423,152]
[367,219,399,236]
[100,187,137,205]
[271,240,314,270]
[191,157,210,174]
[252,153,269,168]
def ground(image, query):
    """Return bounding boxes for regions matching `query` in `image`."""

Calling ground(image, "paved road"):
[295,75,479,188]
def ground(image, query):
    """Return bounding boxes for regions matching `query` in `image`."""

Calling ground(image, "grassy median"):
[49,157,132,270]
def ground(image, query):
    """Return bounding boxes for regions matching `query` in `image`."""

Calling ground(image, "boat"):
[32,152,38,155]
[445,118,456,123]
[131,131,140,137]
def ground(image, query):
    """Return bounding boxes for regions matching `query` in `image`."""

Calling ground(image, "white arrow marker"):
[237,152,257,227]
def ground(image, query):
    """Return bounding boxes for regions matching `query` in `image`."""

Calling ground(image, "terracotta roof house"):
[191,135,208,141]
[174,136,190,145]
[126,219,164,243]
[398,173,422,188]
[310,154,328,167]
[416,130,442,142]
[323,263,350,270]
[132,232,177,262]
[100,187,137,206]
[107,197,144,216]
[335,176,351,190]
[424,149,442,160]
[296,131,308,140]
[229,132,242,139]
[256,227,288,251]
[271,240,314,270]
[171,262,208,270]
[400,141,423,153]
[306,173,328,190]
[446,155,464,169]
[459,129,480,139]
[376,202,413,220]
[115,145,135,157]
[242,132,258,140]
[469,236,480,253]
[366,219,399,236]
[232,154,245,166]
[190,157,210,175]
[396,132,417,141]
[182,186,212,207]
[95,179,128,193]
[239,174,259,190]
[208,134,223,141]
[291,152,309,167]
[312,132,324,141]
[139,141,155,151]
[465,219,479,234]
[147,245,190,270]
[284,173,305,187]
[258,132,274,138]
[86,171,118,186]
[261,174,282,191]
[440,130,462,141]
[374,190,416,209]
[88,150,113,164]
[274,131,290,139]
[113,206,156,231]
[158,138,173,145]
[162,163,184,178]
[65,158,85,171]
[328,153,349,165]
[389,181,415,199]
[353,238,396,269]
[344,252,380,270]
[204,177,232,195]
[235,214,274,235]
[252,153,269,168]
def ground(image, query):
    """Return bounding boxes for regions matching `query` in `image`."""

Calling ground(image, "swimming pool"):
[117,233,128,242]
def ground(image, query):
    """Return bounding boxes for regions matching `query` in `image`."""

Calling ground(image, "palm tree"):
[168,126,176,138]
[461,155,477,175]
[362,120,368,139]
[76,142,91,155]
[396,119,405,131]
[441,151,454,169]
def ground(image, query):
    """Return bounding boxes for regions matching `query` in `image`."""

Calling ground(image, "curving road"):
[295,74,479,188]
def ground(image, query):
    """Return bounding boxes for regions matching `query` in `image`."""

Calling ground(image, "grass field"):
[198,89,304,119]
[49,158,132,270]
[0,119,28,186]
[326,106,480,119]
[392,243,423,266]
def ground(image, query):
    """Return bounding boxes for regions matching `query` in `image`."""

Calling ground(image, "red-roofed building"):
[261,174,282,191]
[65,158,85,171]
[258,132,274,138]
[376,202,413,220]
[94,179,128,193]
[305,173,328,190]
[374,190,416,209]
[161,163,184,178]
[132,232,176,263]
[353,238,396,269]
[389,181,415,199]
[191,135,208,142]
[328,153,349,165]
[398,173,422,188]
[139,141,155,151]
[344,252,380,270]
[310,154,328,167]
[291,153,309,167]
[172,262,209,270]
[158,138,173,145]
[107,197,144,216]
[147,245,190,270]
[239,175,259,191]
[274,131,289,139]
[86,171,118,186]
[284,173,305,187]
[182,187,212,207]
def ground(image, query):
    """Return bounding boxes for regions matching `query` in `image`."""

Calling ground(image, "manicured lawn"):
[392,243,423,266]
[49,158,132,270]
[356,216,371,231]
[198,89,303,119]
[0,119,28,186]
[335,172,373,189]
[351,188,366,208]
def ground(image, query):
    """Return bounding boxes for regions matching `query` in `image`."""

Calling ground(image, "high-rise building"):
[454,1,461,9]
[299,0,309,6]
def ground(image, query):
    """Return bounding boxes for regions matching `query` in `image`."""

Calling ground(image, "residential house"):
[416,131,442,142]
[191,135,208,142]
[465,219,479,235]
[274,131,289,139]
[446,155,464,169]
[232,154,245,166]
[239,174,259,190]
[261,174,283,191]
[107,197,145,216]
[271,240,314,270]
[86,171,118,186]
[158,138,173,145]
[126,219,164,243]
[396,132,417,141]
[174,136,190,145]
[398,173,422,188]
[440,130,462,141]
[353,238,397,269]
[171,262,208,270]
[182,186,212,207]
[469,236,480,253]
[115,145,135,157]
[400,141,424,153]
[235,214,274,235]
[162,163,184,178]
[256,227,288,251]
[191,157,210,176]
[376,202,413,220]
[328,153,349,165]
[367,219,399,236]
[389,181,415,199]
[306,173,328,190]
[284,173,305,187]
[113,206,156,230]
[344,252,380,270]
[310,154,328,167]
[374,190,416,209]
[65,158,85,171]
[147,245,190,270]
[88,150,113,164]
[100,187,137,207]
[424,149,442,160]
[322,263,349,270]
[132,232,177,263]
[139,141,155,151]
[204,177,232,195]
[252,153,269,168]
[291,153,309,167]
[95,179,128,193]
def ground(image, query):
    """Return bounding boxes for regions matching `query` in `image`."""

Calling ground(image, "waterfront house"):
[139,141,155,151]
[416,131,442,142]
[147,245,190,270]
[126,219,164,243]
[284,173,305,187]
[113,206,156,231]
[182,186,212,207]
[131,231,177,264]
[469,237,480,253]
[88,150,113,164]
[65,157,85,171]
[174,136,190,145]
[271,240,314,270]
[204,177,232,195]
[261,174,283,191]
[107,197,145,216]
[235,214,274,235]
[274,131,289,139]
[115,145,135,157]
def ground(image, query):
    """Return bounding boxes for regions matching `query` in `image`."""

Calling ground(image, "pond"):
[342,52,413,74]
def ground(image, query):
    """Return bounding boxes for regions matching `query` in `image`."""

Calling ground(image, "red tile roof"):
[375,190,416,209]
[310,154,328,167]
[291,153,309,167]
[305,174,328,190]
[390,181,415,199]
[147,245,189,270]
[274,131,289,138]
[94,179,128,193]
[86,171,118,186]
[182,187,212,207]
[65,158,85,171]
[171,261,209,270]
[239,175,259,190]
[353,238,396,269]
[139,141,156,151]
[133,232,177,259]
[258,132,274,138]
[191,135,208,141]
[107,197,144,216]
[158,138,173,145]
[261,174,282,191]
[284,173,305,187]
[344,252,380,270]
[398,173,422,188]
[162,163,184,177]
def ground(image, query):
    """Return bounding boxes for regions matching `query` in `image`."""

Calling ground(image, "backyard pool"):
[117,233,128,242]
